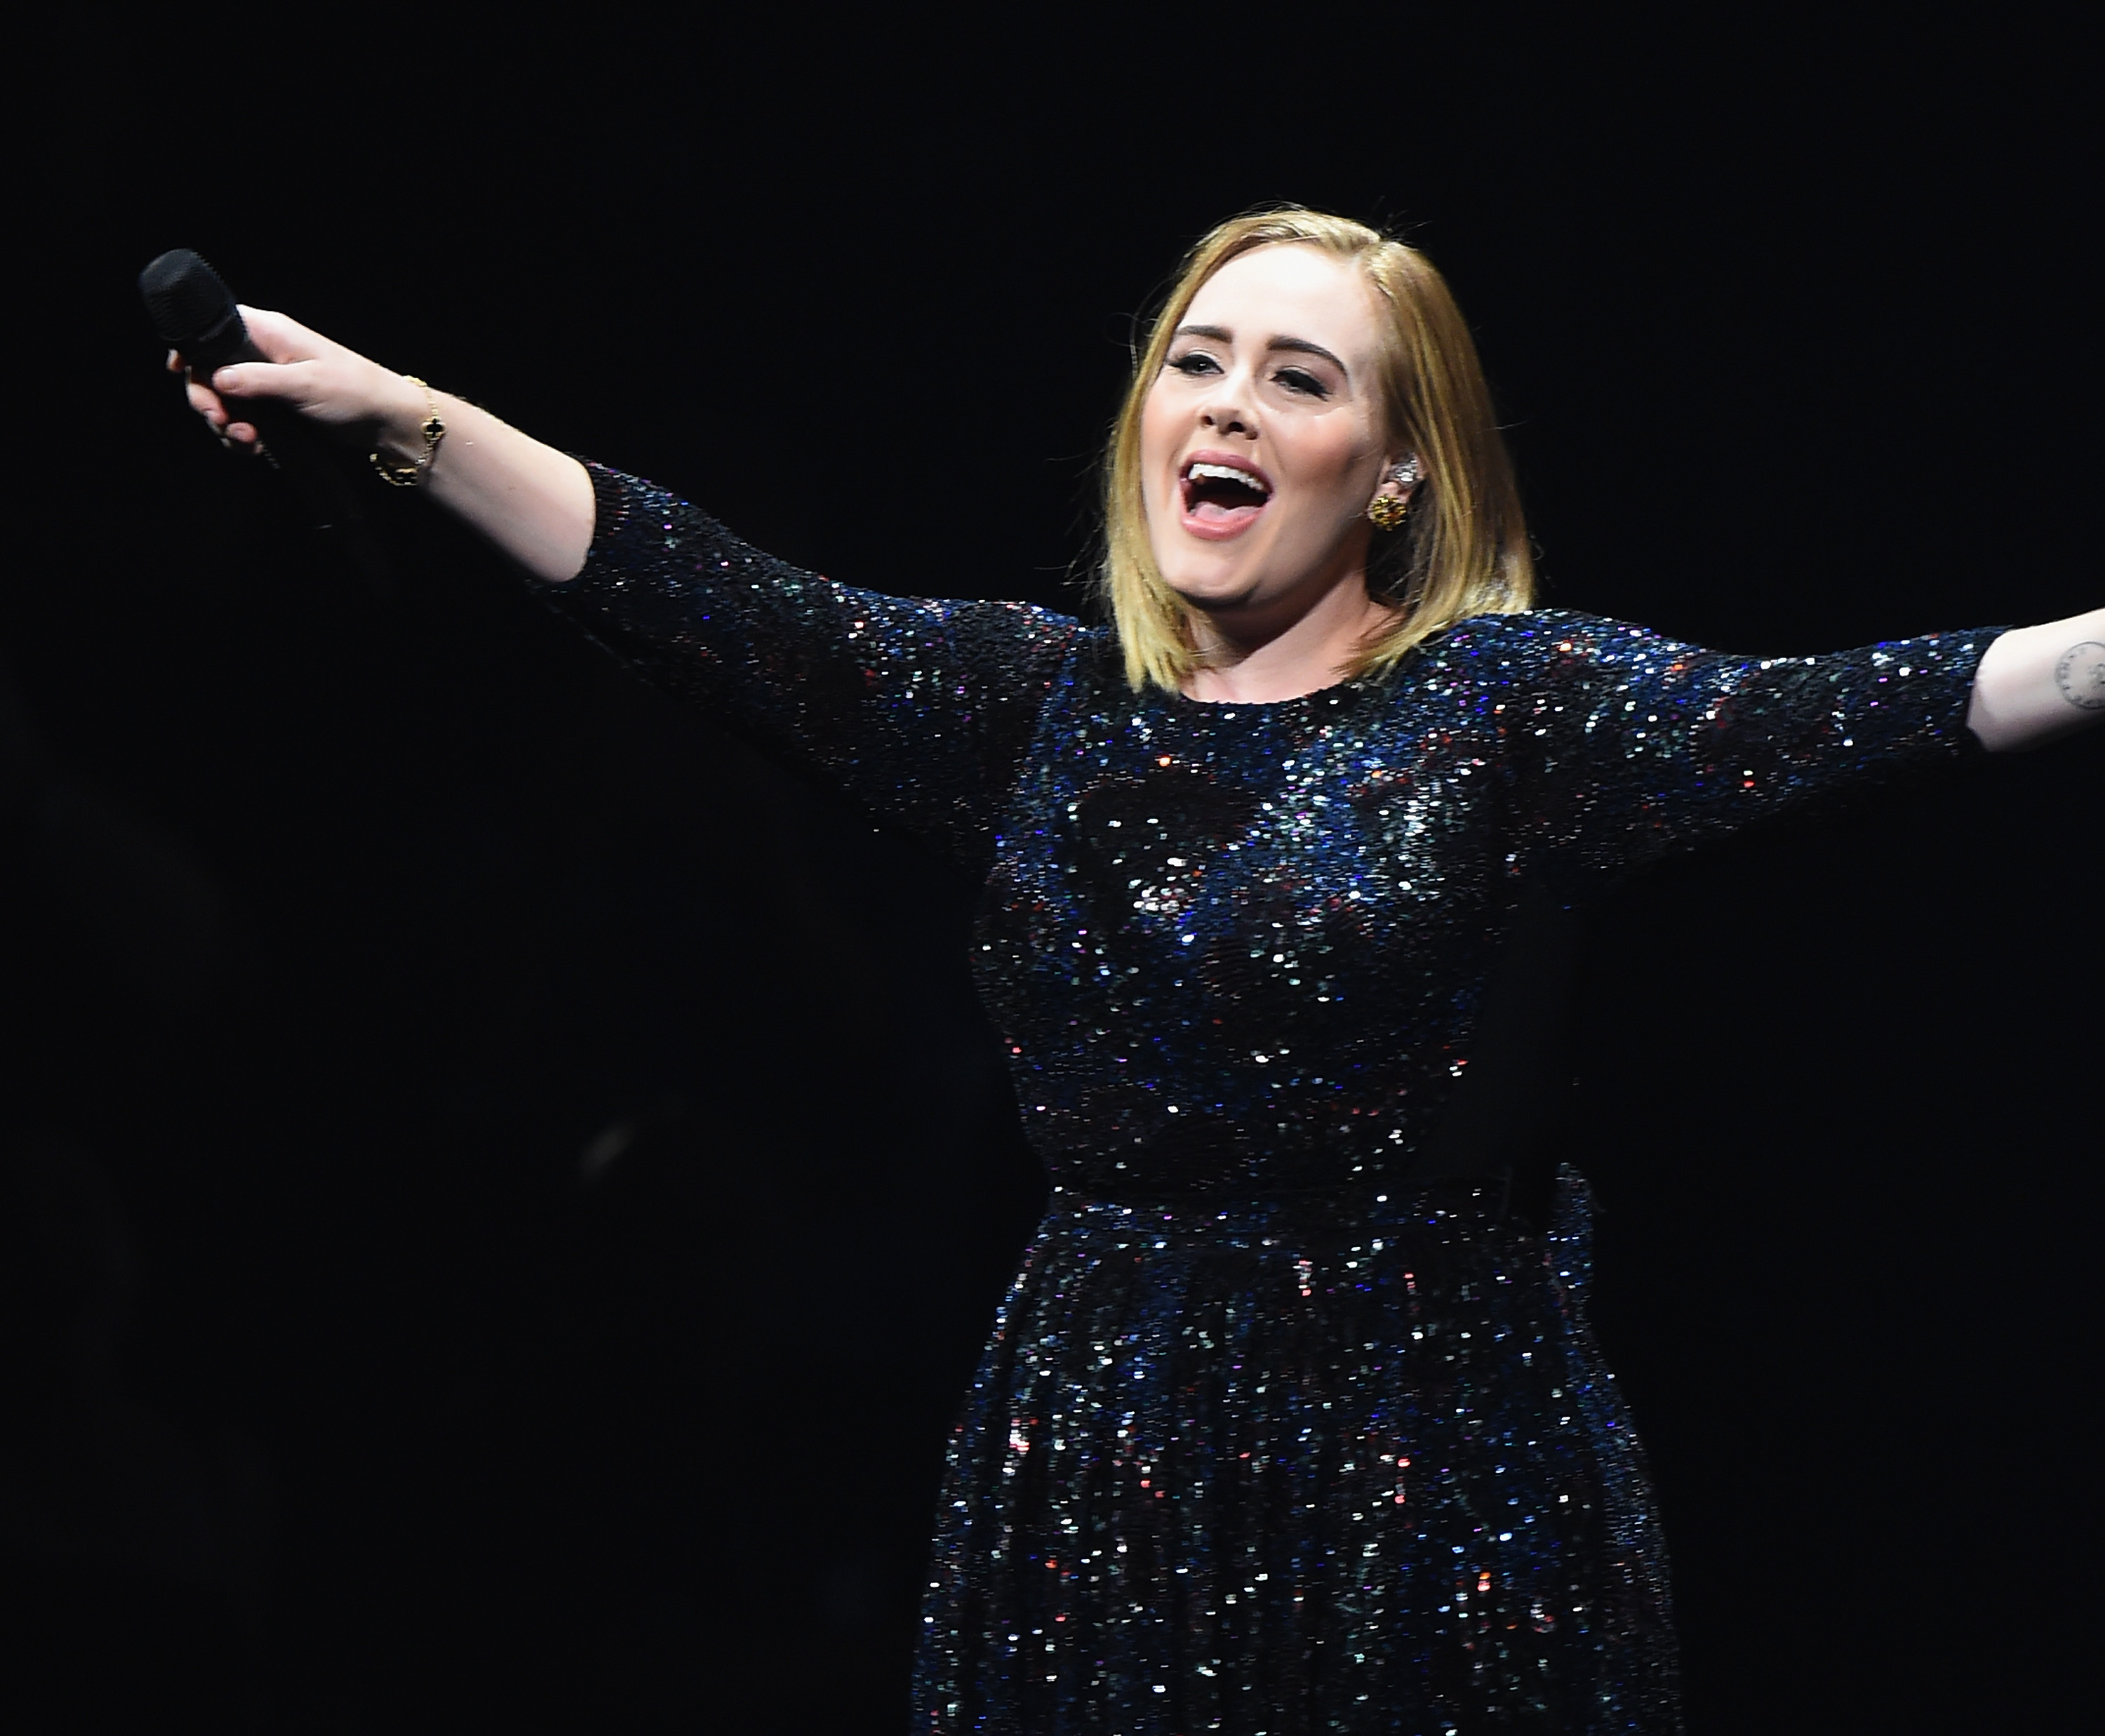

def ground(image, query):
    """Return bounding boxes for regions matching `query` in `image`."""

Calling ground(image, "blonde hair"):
[1102,208,1535,692]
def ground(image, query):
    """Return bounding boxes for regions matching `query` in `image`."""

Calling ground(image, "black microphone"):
[139,249,388,589]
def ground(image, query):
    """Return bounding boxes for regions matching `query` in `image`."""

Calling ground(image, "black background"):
[6,13,2099,1733]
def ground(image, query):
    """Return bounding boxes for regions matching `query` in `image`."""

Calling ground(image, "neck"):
[1183,572,1396,704]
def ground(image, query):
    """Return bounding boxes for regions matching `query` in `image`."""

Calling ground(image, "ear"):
[1370,453,1423,509]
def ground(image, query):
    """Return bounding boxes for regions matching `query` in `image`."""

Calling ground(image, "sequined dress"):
[537,465,1998,1735]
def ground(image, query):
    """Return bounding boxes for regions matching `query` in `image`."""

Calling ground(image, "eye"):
[1168,352,1222,378]
[1274,367,1329,399]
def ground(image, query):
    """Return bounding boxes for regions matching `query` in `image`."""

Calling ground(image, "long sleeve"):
[1462,610,2007,887]
[533,465,1083,871]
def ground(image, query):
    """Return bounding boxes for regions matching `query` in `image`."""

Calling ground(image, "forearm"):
[189,310,596,587]
[1965,610,2105,752]
[373,383,594,585]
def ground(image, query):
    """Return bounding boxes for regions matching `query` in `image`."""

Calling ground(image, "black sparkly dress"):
[539,466,1998,1735]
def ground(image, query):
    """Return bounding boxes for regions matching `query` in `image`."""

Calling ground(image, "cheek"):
[1137,387,1177,473]
[1279,421,1379,513]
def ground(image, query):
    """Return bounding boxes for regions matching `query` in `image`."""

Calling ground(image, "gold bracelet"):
[370,377,446,488]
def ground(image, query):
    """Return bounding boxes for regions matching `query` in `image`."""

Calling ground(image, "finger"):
[210,359,317,405]
[166,349,183,373]
[225,421,260,445]
[185,378,228,423]
[236,305,330,364]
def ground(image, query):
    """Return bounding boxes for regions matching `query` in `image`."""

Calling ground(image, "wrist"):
[370,373,435,464]
[370,375,447,488]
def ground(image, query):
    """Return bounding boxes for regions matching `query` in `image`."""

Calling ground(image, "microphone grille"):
[139,249,240,349]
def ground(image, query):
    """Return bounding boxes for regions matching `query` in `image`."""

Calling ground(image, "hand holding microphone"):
[144,251,433,476]
[171,309,432,466]
[142,250,596,585]
[142,250,432,587]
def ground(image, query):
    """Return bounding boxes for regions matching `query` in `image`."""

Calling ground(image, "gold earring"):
[1367,493,1411,530]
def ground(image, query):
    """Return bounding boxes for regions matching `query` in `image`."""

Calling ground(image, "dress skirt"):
[915,1170,1682,1735]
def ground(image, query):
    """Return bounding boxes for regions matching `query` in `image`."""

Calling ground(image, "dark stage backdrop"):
[7,18,2098,1735]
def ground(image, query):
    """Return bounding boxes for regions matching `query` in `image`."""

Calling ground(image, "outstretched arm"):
[170,312,1082,871]
[1493,612,2010,888]
[174,307,595,584]
[1966,612,2105,752]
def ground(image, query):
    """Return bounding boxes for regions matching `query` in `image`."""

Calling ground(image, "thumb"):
[208,305,328,403]
[210,356,321,405]
[210,309,342,405]
[236,305,326,363]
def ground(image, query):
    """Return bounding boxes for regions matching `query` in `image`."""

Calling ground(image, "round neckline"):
[1164,658,1407,713]
[1079,630,1420,714]
[1165,679,1361,712]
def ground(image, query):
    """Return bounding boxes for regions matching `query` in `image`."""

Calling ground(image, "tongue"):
[1190,498,1264,526]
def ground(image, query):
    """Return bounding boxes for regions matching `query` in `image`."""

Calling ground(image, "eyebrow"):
[1173,323,1350,377]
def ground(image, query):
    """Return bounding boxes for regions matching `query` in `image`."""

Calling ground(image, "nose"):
[1197,366,1257,439]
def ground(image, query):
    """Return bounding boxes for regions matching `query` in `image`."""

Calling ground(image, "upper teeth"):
[1188,462,1269,495]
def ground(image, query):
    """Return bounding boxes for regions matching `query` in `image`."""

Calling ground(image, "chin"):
[1160,570,1254,618]
[1155,539,1264,603]
[1170,557,1308,625]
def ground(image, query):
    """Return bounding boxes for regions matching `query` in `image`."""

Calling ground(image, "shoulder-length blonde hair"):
[1102,208,1535,692]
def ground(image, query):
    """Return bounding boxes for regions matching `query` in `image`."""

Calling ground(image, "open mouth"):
[1180,459,1271,533]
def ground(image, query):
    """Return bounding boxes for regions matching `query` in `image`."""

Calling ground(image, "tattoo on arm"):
[2053,640,2105,711]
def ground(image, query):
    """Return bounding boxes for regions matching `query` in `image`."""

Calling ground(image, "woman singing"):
[173,208,2103,1732]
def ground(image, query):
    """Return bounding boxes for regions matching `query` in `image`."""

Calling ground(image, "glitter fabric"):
[539,465,2000,1733]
